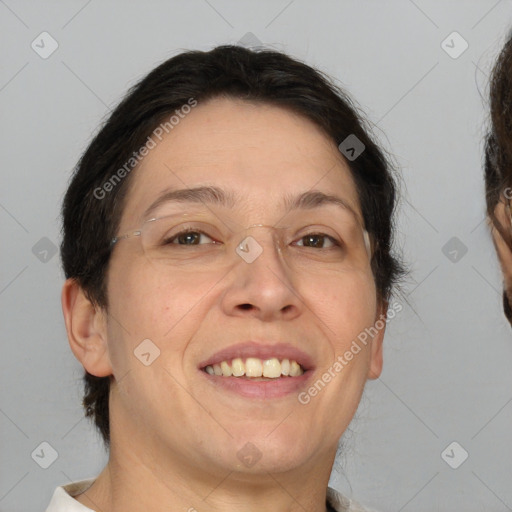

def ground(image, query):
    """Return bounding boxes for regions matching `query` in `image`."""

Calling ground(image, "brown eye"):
[166,229,215,245]
[295,233,338,249]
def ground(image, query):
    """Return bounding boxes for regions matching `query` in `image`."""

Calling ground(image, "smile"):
[203,357,305,378]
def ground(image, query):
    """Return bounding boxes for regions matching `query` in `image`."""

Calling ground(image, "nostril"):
[239,303,252,310]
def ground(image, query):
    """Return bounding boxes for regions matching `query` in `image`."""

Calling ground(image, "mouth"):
[202,357,305,379]
[198,342,315,399]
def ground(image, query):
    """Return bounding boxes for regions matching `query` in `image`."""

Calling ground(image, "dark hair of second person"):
[485,33,512,323]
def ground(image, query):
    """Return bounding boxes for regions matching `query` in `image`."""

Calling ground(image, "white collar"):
[45,478,96,511]
[46,479,371,512]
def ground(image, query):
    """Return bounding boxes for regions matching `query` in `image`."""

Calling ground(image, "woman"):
[485,33,512,324]
[47,44,404,512]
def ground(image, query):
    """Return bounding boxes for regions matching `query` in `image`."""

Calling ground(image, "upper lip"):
[198,341,315,371]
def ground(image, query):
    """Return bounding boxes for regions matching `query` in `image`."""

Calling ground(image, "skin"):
[62,97,387,512]
[490,199,512,307]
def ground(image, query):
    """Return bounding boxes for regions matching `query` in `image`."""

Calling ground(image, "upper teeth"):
[204,357,304,378]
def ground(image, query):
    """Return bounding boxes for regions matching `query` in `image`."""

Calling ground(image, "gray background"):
[1,1,512,511]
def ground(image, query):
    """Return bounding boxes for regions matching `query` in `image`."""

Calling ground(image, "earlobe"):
[61,278,112,377]
[367,300,387,380]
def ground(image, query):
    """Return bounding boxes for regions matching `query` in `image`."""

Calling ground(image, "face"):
[490,195,512,320]
[74,97,385,478]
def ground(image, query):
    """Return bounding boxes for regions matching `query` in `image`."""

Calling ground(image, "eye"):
[294,233,339,249]
[164,229,216,246]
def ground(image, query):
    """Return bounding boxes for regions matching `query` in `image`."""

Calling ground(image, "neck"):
[74,435,335,512]
[74,385,338,512]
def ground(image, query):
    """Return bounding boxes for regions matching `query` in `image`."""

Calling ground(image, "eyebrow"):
[142,185,360,222]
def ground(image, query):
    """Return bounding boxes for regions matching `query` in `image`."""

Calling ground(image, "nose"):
[219,227,303,322]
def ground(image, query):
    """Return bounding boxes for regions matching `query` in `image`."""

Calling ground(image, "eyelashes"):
[162,227,343,251]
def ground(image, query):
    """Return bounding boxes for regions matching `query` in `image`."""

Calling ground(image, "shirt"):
[45,478,376,512]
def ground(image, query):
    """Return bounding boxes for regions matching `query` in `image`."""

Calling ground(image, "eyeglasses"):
[111,210,372,271]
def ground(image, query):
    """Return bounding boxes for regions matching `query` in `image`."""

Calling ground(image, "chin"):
[230,451,311,476]
[228,432,316,473]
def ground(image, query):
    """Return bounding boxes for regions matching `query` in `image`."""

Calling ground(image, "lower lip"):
[199,369,313,399]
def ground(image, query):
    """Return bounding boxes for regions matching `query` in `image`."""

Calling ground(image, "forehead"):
[120,97,362,227]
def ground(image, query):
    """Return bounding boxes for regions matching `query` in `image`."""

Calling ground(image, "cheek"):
[309,269,377,346]
[106,263,220,366]
[307,270,377,411]
[109,260,200,329]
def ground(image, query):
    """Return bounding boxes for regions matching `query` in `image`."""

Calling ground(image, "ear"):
[367,299,387,380]
[490,201,512,293]
[61,278,112,377]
